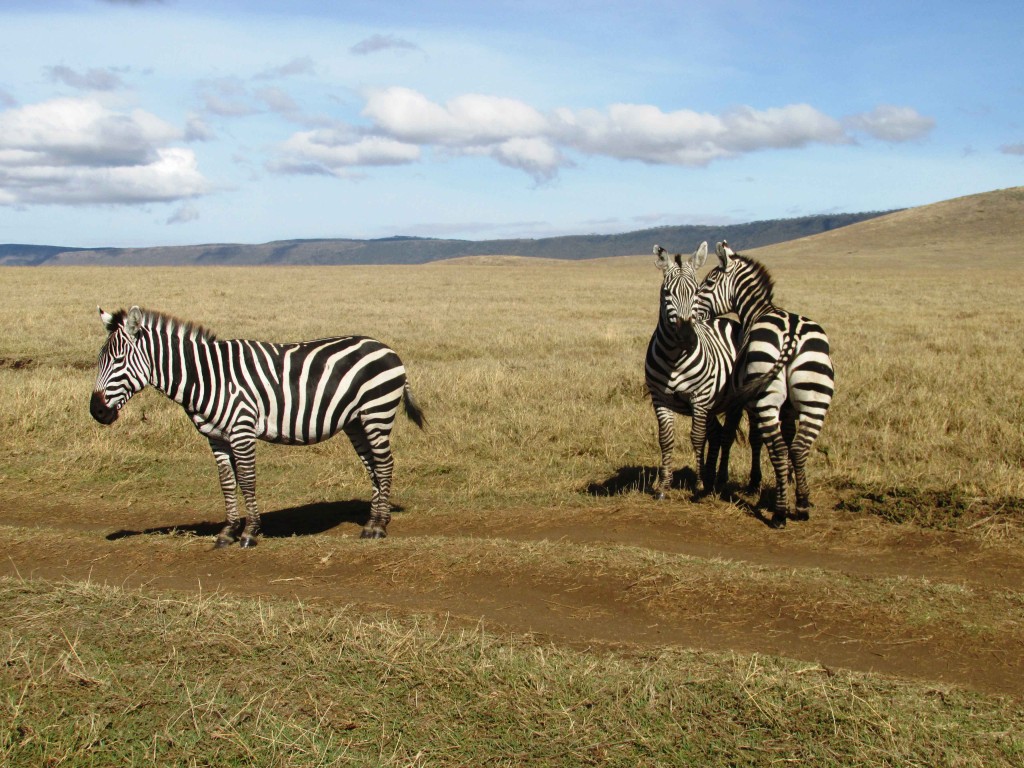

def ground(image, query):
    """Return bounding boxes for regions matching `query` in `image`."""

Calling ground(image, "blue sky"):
[0,0,1021,247]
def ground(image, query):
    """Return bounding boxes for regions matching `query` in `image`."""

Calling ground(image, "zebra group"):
[91,306,424,546]
[646,240,835,528]
[90,239,832,545]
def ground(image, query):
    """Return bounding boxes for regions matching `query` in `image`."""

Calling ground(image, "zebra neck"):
[140,325,225,414]
[655,321,699,356]
[735,297,775,330]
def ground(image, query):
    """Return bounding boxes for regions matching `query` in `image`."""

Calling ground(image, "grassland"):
[1,188,1023,765]
[3,577,1022,767]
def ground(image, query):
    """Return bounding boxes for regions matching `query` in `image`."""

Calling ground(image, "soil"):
[2,490,1022,698]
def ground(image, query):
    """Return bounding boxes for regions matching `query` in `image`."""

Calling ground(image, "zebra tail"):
[717,325,800,413]
[402,381,426,429]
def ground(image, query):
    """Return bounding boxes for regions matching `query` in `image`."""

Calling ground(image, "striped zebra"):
[690,241,834,527]
[90,306,425,546]
[646,242,744,497]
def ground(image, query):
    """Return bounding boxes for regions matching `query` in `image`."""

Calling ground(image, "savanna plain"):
[1,189,1023,766]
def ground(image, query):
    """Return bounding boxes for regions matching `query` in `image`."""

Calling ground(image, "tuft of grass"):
[2,577,1022,767]
[836,484,1024,533]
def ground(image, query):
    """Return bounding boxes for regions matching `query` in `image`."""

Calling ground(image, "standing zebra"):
[90,306,425,546]
[646,242,744,497]
[690,242,834,527]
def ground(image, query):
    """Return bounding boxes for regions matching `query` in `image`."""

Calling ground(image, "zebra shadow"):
[105,499,402,541]
[583,465,699,497]
[723,486,795,528]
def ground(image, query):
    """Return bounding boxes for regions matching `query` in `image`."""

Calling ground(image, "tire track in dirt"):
[2,495,1022,698]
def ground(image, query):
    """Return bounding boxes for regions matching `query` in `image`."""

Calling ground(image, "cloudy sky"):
[1,0,1021,247]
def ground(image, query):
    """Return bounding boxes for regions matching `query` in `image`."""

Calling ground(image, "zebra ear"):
[125,306,143,337]
[715,240,735,269]
[690,241,708,270]
[653,244,672,271]
[98,306,115,330]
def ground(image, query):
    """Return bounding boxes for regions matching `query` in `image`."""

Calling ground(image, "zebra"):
[689,241,834,527]
[646,242,745,497]
[90,306,425,546]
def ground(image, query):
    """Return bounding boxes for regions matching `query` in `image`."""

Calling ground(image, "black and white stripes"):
[646,242,743,496]
[90,306,424,546]
[692,242,834,527]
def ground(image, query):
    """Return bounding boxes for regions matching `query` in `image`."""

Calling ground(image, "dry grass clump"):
[3,577,1022,767]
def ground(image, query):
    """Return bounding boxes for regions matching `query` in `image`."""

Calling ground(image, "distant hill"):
[0,211,891,267]
[751,186,1024,264]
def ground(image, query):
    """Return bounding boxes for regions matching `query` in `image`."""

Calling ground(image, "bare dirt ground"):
[2,489,1022,699]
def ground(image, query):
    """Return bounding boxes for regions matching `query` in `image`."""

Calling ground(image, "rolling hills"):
[752,185,1024,263]
[0,210,888,266]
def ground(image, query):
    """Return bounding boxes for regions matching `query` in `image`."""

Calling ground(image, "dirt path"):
[2,494,1022,698]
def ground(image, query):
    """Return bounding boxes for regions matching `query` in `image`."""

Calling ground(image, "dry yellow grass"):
[0,187,1022,518]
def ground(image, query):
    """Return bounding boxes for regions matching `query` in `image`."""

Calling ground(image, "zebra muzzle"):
[90,391,119,425]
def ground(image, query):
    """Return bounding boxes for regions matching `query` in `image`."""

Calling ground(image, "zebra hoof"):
[360,528,386,540]
[654,491,666,501]
[768,514,787,529]
[214,536,235,549]
[793,508,810,522]
[239,536,259,548]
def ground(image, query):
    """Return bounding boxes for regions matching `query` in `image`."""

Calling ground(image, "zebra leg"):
[715,406,744,490]
[705,416,725,492]
[209,438,243,548]
[653,405,675,500]
[231,436,261,548]
[344,423,382,536]
[789,416,824,521]
[350,415,396,539]
[690,407,713,495]
[757,419,791,528]
[781,403,797,483]
[746,408,764,494]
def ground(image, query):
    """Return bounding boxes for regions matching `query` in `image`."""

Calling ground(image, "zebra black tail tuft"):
[402,382,426,429]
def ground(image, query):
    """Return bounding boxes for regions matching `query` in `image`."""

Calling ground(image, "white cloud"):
[167,202,200,224]
[355,88,858,179]
[253,56,316,80]
[0,98,180,167]
[363,87,548,146]
[553,102,847,165]
[846,105,935,142]
[184,112,215,142]
[280,88,934,183]
[256,86,299,114]
[271,128,420,177]
[197,77,258,117]
[478,138,570,183]
[0,98,209,206]
[1,146,208,205]
[45,65,125,92]
[350,34,421,56]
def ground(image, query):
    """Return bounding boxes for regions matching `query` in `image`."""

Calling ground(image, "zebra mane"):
[108,307,217,342]
[733,253,775,302]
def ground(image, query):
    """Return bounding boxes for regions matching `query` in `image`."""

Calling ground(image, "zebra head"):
[91,306,152,425]
[693,240,775,323]
[653,241,708,331]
